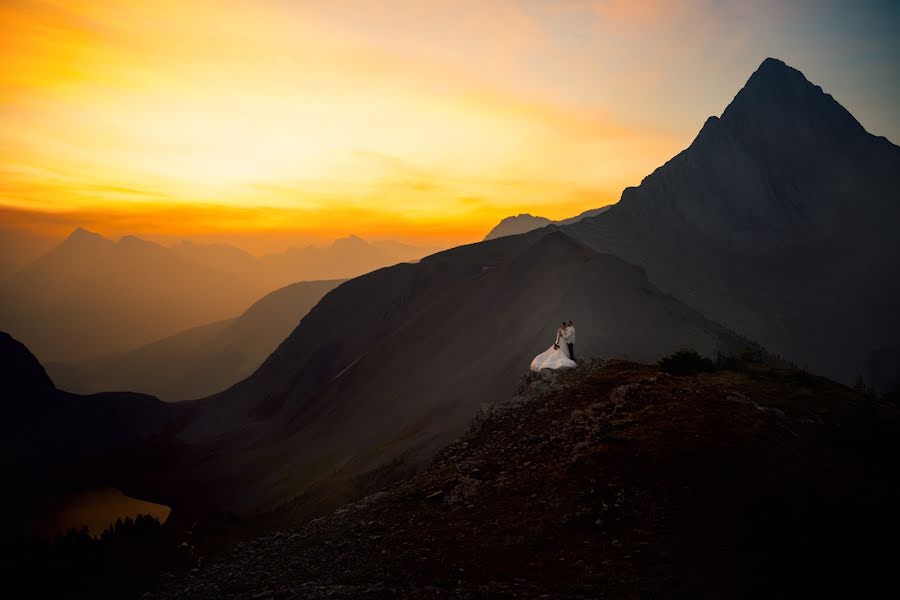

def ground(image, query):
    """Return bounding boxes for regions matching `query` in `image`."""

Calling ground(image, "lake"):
[39,487,171,538]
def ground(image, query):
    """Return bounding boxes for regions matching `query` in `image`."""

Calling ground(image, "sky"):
[1,0,898,249]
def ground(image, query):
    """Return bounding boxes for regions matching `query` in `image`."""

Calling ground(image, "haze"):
[2,0,898,248]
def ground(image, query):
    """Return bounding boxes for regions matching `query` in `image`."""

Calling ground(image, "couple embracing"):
[530,320,577,372]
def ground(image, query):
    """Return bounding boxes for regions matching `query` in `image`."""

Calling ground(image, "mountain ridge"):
[0,228,437,361]
[160,229,757,514]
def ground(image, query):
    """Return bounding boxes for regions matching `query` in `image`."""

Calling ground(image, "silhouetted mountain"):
[564,58,900,391]
[0,332,173,520]
[483,207,609,240]
[484,214,553,240]
[160,230,755,514]
[48,279,344,401]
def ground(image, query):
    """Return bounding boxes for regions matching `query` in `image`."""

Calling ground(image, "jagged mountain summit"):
[565,57,900,391]
[483,207,610,240]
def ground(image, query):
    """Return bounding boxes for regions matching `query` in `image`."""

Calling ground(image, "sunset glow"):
[2,0,898,246]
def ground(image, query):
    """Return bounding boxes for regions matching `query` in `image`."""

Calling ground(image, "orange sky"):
[2,0,898,247]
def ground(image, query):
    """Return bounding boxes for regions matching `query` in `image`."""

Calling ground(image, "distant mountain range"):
[483,207,610,240]
[0,230,436,362]
[47,279,343,401]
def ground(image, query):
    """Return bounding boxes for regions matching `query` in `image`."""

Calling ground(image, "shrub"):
[658,349,716,376]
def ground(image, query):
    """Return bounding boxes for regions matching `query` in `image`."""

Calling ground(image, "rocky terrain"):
[150,359,900,598]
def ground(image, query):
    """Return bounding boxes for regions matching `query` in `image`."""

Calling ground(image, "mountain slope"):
[47,279,344,401]
[565,58,900,391]
[151,359,900,598]
[162,230,755,514]
[0,332,174,522]
[483,207,609,240]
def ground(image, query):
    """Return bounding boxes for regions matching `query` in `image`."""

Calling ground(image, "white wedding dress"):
[530,329,577,372]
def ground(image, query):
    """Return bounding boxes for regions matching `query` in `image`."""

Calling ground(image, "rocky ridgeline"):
[150,359,900,598]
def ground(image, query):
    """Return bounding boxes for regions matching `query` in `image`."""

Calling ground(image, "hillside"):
[157,230,755,515]
[150,359,900,598]
[0,332,174,525]
[564,58,900,391]
[47,279,344,401]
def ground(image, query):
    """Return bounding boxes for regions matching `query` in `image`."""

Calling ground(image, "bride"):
[530,322,577,372]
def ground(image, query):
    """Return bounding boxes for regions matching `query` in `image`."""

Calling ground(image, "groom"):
[564,320,576,360]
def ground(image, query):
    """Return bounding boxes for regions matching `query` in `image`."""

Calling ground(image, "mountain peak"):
[719,57,865,141]
[757,56,793,74]
[332,235,369,249]
[66,227,105,243]
[59,227,112,251]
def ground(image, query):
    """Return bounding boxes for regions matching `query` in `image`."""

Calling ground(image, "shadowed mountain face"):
[0,332,173,520]
[162,231,753,514]
[483,207,610,241]
[565,58,900,391]
[0,230,435,362]
[47,279,344,401]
